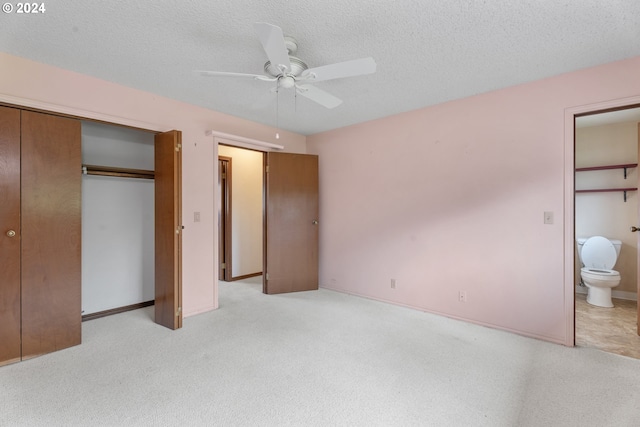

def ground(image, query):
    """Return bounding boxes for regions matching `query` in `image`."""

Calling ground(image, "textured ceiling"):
[2,1,640,135]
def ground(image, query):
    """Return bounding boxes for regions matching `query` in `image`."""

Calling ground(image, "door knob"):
[631,226,640,232]
[6,230,16,237]
[312,220,319,225]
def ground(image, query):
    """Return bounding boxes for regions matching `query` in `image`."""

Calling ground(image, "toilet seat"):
[580,236,618,270]
[580,267,620,279]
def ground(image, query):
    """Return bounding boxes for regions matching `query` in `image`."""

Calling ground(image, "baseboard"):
[575,285,637,301]
[321,285,567,345]
[82,300,155,321]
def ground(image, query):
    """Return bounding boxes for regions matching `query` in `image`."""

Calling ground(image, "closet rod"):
[82,164,155,180]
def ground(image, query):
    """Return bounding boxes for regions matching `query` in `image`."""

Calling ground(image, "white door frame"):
[207,130,283,307]
[563,95,640,346]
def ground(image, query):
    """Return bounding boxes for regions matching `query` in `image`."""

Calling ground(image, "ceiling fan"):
[196,22,376,109]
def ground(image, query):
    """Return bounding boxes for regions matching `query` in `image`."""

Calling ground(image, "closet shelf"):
[82,164,155,180]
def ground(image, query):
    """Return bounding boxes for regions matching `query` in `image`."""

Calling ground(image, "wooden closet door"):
[0,106,21,366]
[21,110,82,359]
[154,130,182,330]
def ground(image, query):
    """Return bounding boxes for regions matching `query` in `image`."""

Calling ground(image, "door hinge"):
[176,307,182,317]
[175,143,182,152]
[266,273,269,281]
[221,263,226,269]
[266,165,269,173]
[176,226,181,235]
[221,172,226,179]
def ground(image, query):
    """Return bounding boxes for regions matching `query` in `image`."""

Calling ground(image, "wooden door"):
[638,123,640,336]
[264,152,319,294]
[218,157,232,281]
[21,110,82,359]
[155,130,182,329]
[0,106,21,366]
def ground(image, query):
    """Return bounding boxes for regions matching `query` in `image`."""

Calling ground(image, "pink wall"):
[0,52,306,317]
[307,56,640,345]
[3,50,640,344]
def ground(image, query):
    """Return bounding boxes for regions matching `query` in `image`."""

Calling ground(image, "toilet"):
[576,236,622,308]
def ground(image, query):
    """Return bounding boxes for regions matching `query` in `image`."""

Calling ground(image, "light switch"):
[194,212,201,223]
[544,211,553,225]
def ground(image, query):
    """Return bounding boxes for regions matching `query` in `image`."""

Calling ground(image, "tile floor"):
[575,292,640,359]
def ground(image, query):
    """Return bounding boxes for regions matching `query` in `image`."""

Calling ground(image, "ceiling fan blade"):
[301,57,376,82]
[296,85,343,109]
[195,70,275,81]
[253,22,292,73]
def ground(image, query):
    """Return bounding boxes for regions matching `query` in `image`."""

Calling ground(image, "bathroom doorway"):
[574,105,640,358]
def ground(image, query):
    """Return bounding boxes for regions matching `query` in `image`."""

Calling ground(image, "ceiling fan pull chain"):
[276,83,280,139]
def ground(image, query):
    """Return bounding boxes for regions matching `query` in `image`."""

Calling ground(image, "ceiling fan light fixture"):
[278,75,296,89]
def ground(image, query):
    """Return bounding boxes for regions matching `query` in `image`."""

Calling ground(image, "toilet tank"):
[576,236,622,265]
[611,238,622,256]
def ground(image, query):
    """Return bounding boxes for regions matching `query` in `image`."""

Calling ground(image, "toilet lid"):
[581,236,617,269]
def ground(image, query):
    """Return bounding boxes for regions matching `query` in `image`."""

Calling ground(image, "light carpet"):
[1,277,640,426]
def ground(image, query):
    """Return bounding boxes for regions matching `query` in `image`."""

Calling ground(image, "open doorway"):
[574,106,640,358]
[217,145,264,284]
[212,133,320,302]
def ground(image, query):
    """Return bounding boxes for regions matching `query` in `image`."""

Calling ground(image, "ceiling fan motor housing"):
[264,56,308,78]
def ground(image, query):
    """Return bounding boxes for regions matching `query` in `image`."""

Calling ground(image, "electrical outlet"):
[458,291,467,302]
[391,279,396,289]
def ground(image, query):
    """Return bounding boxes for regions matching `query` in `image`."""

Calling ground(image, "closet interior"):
[81,121,155,320]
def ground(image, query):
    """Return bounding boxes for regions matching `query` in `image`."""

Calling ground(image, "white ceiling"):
[2,1,640,135]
